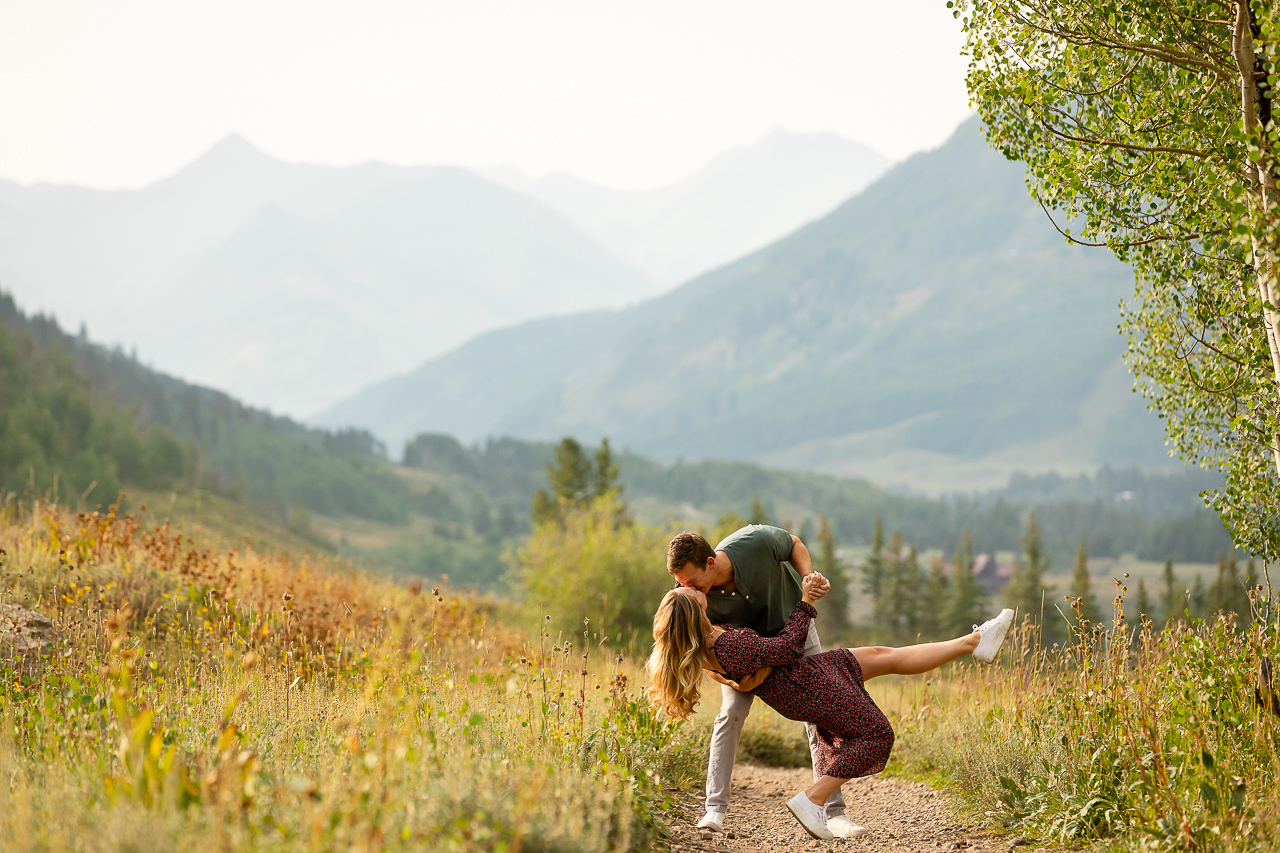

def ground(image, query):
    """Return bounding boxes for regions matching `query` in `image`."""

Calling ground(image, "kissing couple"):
[647,524,1013,840]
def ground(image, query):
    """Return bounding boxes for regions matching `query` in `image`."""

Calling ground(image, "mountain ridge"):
[487,127,892,285]
[317,118,1171,494]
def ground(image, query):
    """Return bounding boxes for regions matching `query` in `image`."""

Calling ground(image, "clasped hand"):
[802,571,830,603]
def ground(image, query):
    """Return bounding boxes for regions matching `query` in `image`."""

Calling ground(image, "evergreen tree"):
[591,437,621,497]
[748,495,771,525]
[1005,511,1054,640]
[531,437,624,527]
[1206,552,1248,625]
[863,517,887,626]
[814,514,851,640]
[1134,578,1152,624]
[1190,574,1207,620]
[943,531,988,638]
[1208,552,1250,629]
[881,534,921,639]
[1159,559,1179,628]
[919,552,951,640]
[1068,537,1101,626]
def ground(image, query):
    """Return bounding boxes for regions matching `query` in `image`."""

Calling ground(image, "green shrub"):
[511,494,672,648]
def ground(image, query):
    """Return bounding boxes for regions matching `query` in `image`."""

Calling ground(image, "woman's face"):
[672,585,707,612]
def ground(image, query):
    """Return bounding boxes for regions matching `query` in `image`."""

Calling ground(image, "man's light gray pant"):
[704,622,846,818]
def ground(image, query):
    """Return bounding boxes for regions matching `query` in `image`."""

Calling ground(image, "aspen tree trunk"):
[1233,2,1280,476]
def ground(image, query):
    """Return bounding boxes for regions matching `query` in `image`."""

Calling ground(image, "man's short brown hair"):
[667,531,715,574]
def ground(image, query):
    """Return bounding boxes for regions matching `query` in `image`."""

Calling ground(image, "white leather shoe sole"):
[786,793,834,840]
[827,815,868,837]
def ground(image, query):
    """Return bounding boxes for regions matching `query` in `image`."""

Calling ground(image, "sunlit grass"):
[887,594,1280,852]
[0,500,704,852]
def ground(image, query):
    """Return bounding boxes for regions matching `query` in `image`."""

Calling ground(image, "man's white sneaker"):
[786,793,834,840]
[696,810,725,831]
[827,815,868,838]
[973,608,1015,663]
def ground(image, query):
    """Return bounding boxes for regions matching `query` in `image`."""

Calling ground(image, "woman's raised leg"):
[850,631,979,680]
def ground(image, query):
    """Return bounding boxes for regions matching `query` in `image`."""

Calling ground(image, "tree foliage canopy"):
[955,0,1280,557]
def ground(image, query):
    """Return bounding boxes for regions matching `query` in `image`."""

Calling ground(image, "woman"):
[647,573,1013,840]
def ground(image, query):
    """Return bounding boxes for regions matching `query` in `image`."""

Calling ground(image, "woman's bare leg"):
[851,631,980,680]
[804,774,850,806]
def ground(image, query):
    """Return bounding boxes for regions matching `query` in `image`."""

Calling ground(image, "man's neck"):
[711,551,735,590]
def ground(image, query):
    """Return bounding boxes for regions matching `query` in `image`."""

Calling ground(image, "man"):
[667,524,861,838]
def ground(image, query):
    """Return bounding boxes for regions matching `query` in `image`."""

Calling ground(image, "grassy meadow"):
[887,605,1280,852]
[0,499,705,852]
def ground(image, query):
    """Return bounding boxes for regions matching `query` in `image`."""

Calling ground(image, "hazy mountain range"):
[485,128,891,285]
[316,118,1172,494]
[0,129,885,418]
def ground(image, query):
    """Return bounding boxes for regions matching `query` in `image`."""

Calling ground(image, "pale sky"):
[0,0,972,191]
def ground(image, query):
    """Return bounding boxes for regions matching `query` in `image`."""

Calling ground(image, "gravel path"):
[667,764,1023,853]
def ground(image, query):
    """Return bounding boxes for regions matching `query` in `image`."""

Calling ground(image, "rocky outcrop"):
[0,602,55,659]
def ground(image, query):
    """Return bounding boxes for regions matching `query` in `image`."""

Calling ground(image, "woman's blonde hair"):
[646,590,713,719]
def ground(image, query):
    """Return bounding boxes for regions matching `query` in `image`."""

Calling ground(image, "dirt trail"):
[667,764,1022,853]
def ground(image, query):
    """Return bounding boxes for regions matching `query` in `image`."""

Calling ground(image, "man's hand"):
[735,667,771,691]
[802,571,830,603]
[707,670,742,690]
[707,668,771,692]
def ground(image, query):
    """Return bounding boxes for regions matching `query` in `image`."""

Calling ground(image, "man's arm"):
[788,534,813,576]
[707,668,771,692]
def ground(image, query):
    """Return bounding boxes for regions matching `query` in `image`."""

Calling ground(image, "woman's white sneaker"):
[696,810,724,831]
[786,793,834,840]
[973,608,1014,663]
[827,815,868,837]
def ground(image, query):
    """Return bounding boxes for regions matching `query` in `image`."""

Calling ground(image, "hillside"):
[1,289,1230,591]
[0,136,654,416]
[488,128,891,285]
[319,118,1167,493]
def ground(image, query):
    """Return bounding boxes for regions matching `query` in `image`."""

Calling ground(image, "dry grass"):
[0,499,705,852]
[884,594,1280,852]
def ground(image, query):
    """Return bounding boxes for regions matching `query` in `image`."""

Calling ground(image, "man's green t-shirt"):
[704,524,803,637]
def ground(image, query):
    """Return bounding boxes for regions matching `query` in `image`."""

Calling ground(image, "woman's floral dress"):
[712,601,894,778]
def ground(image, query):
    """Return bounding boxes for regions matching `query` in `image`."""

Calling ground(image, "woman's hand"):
[802,571,830,604]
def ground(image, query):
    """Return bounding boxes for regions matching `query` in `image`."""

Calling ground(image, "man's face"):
[671,560,713,593]
[671,585,708,611]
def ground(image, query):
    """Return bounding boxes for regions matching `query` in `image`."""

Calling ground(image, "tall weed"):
[890,584,1280,852]
[0,499,700,852]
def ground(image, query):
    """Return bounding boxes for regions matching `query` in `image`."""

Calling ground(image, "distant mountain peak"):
[200,132,274,164]
[156,133,286,190]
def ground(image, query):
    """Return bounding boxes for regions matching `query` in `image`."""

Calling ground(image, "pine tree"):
[1005,511,1053,641]
[943,531,988,638]
[532,437,624,526]
[815,515,851,640]
[1207,553,1247,626]
[881,530,906,637]
[1068,537,1101,626]
[1159,559,1179,628]
[919,553,951,640]
[1134,578,1152,624]
[863,517,886,627]
[591,437,621,497]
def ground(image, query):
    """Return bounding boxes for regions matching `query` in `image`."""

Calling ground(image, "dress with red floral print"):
[712,601,894,778]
